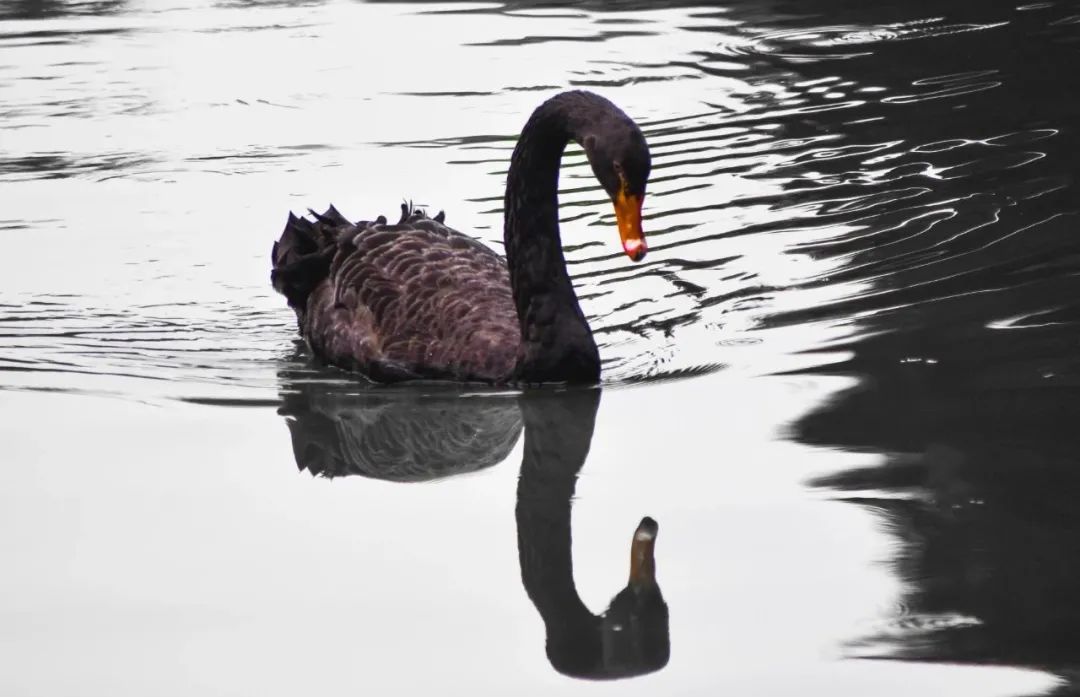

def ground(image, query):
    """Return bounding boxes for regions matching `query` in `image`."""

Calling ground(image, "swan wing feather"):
[275,206,521,382]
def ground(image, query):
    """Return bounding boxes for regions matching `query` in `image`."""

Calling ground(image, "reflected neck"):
[515,390,603,675]
[504,92,606,383]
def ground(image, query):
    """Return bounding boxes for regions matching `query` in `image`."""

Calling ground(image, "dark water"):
[3,0,1080,694]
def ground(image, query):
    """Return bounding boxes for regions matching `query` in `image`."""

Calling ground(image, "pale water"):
[3,1,1080,695]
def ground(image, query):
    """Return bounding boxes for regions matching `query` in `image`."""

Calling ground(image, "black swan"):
[271,90,651,384]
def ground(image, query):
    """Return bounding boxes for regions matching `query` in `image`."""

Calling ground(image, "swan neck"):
[504,93,602,383]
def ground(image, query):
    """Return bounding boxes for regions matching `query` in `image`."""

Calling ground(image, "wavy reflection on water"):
[795,308,1080,691]
[277,364,669,679]
[768,6,1080,691]
[786,16,1080,675]
[0,0,128,21]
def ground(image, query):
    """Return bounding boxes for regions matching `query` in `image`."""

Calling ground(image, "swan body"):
[271,90,651,384]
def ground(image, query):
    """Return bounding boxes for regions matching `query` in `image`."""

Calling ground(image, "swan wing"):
[275,206,520,382]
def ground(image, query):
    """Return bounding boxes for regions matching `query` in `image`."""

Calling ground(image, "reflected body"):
[277,352,522,481]
[270,91,650,385]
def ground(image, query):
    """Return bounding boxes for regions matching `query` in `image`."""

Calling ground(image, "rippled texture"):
[7,1,1079,400]
[4,1,1080,695]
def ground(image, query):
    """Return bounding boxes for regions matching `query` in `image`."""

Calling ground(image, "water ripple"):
[3,0,1079,400]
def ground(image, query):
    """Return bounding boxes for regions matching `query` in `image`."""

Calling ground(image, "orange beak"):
[614,188,647,262]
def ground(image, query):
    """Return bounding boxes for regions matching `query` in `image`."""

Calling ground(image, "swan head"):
[582,122,651,263]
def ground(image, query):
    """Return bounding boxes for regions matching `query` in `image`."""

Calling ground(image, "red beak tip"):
[623,238,647,262]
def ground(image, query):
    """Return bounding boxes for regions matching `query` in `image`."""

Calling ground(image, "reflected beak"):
[628,516,659,590]
[614,190,647,262]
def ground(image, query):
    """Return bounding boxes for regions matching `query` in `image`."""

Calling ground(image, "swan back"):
[272,206,521,382]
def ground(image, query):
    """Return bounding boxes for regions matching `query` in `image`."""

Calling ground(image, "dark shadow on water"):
[793,311,1080,693]
[0,0,126,20]
[779,2,1080,685]
[277,362,670,679]
[212,0,326,8]
[746,0,1080,693]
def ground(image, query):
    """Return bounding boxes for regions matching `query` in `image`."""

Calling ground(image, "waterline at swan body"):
[270,90,651,384]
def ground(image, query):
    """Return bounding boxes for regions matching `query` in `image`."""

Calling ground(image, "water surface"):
[2,0,1079,694]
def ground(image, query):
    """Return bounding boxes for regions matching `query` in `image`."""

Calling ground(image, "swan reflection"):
[278,360,522,481]
[278,362,670,679]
